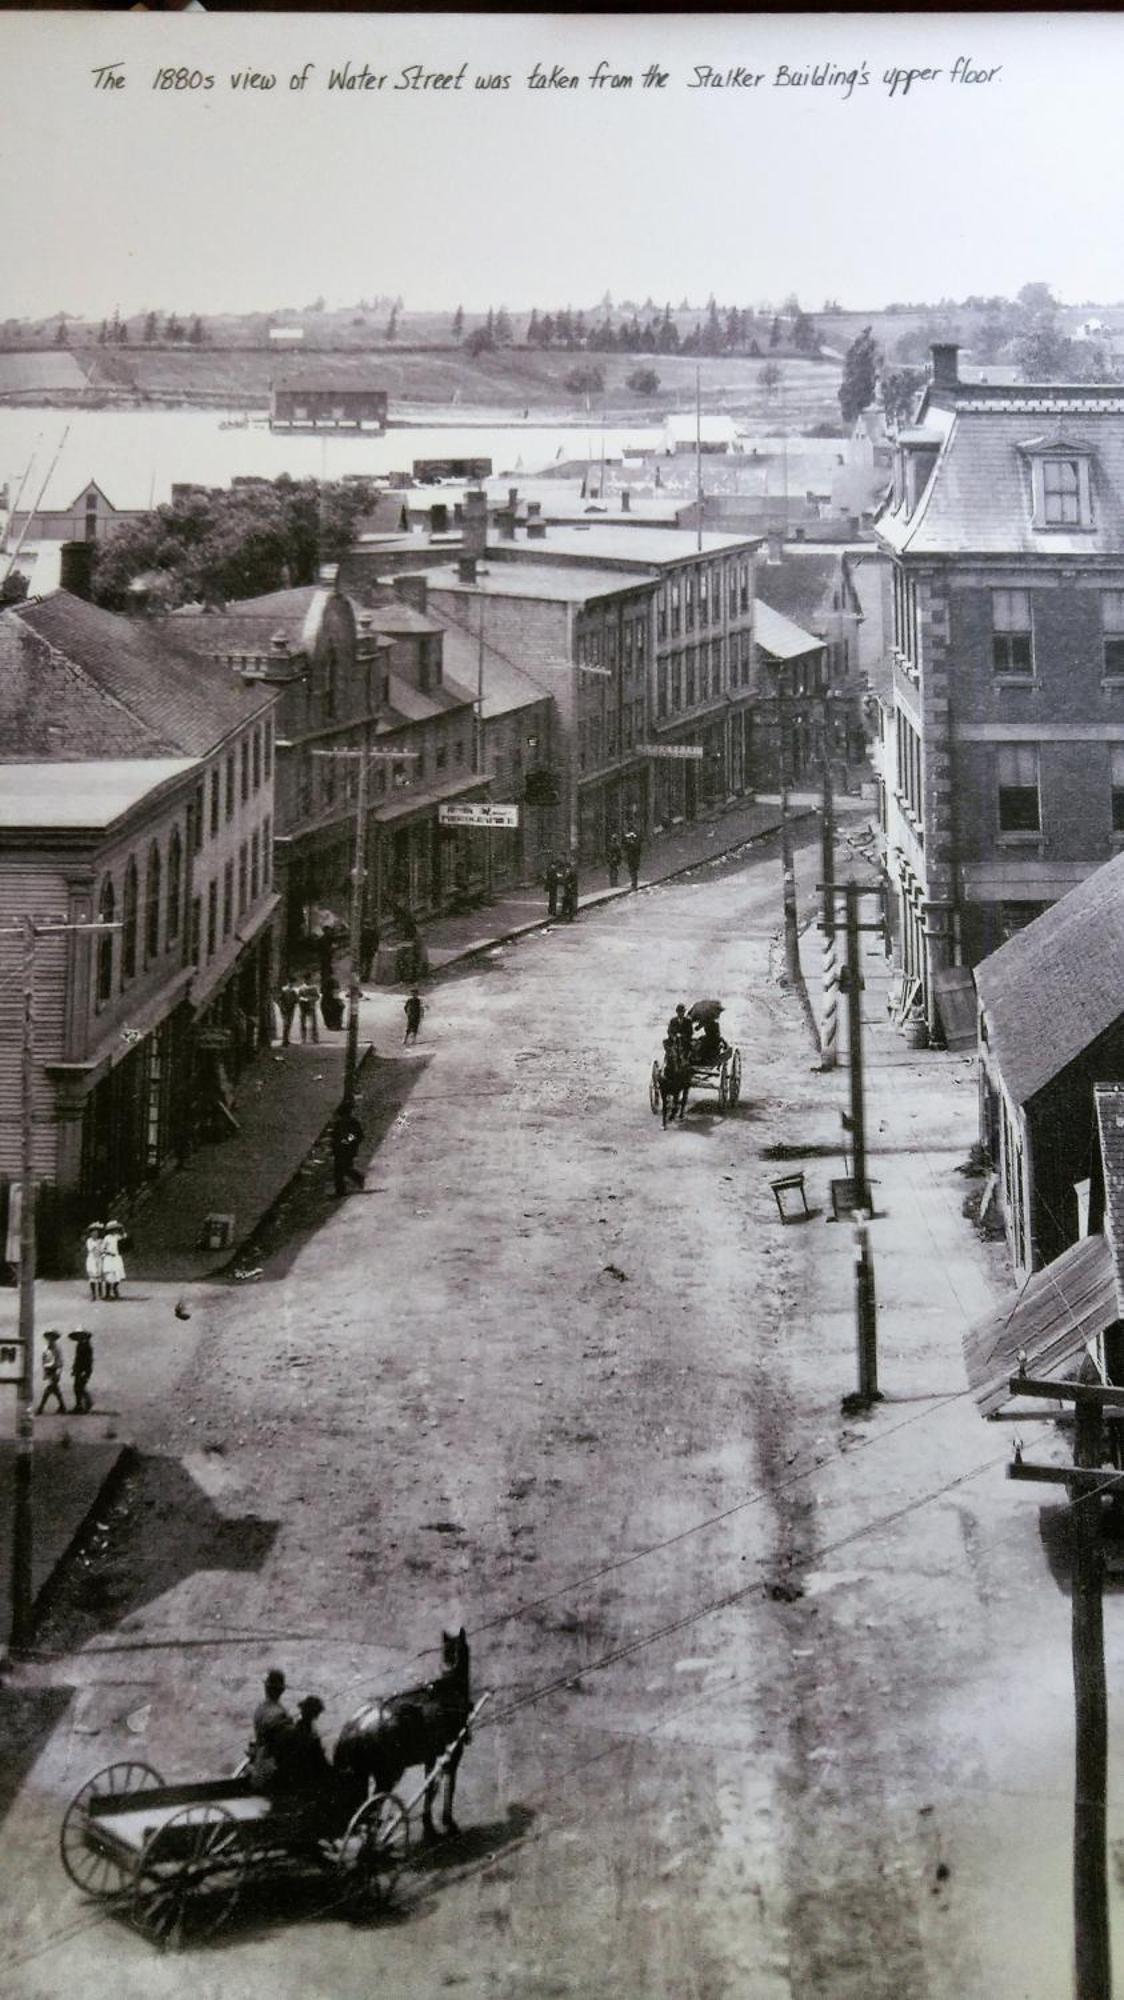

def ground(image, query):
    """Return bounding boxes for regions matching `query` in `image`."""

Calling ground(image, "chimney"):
[463,487,488,560]
[59,540,93,601]
[527,520,547,539]
[508,486,519,510]
[930,343,959,390]
[318,562,340,590]
[527,501,542,520]
[458,555,478,584]
[496,508,518,540]
[394,573,429,613]
[429,503,448,534]
[621,490,631,514]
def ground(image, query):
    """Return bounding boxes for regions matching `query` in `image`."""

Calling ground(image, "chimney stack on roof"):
[394,573,429,613]
[457,555,478,584]
[621,490,631,513]
[463,487,488,561]
[59,541,93,602]
[930,343,960,390]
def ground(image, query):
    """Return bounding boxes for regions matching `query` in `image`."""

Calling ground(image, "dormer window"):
[1019,437,1094,530]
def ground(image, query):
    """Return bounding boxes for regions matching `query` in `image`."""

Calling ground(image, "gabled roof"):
[1,592,272,761]
[169,586,328,658]
[754,601,823,662]
[974,849,1124,1106]
[0,758,197,831]
[756,552,861,629]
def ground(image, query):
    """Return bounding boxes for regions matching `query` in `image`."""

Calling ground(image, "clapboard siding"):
[0,865,71,1179]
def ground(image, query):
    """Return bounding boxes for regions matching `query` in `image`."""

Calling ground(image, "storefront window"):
[121,859,138,983]
[96,877,115,1005]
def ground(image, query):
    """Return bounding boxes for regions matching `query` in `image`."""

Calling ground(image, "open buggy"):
[649,999,742,1124]
[59,1635,489,1949]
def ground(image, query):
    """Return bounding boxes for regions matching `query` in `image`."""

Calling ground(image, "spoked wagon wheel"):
[648,1060,662,1114]
[340,1791,411,1909]
[717,1058,730,1111]
[728,1048,742,1107]
[133,1803,244,1948]
[60,1761,165,1899]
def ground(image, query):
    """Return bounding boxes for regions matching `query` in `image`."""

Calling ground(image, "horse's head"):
[441,1626,470,1686]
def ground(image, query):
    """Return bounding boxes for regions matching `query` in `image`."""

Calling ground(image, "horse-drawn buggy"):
[59,1630,489,1948]
[649,998,742,1125]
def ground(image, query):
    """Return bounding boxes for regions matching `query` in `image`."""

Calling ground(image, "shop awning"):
[963,1233,1117,1418]
[373,772,488,828]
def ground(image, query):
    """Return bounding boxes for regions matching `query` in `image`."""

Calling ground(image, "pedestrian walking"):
[561,858,579,921]
[278,979,299,1046]
[101,1219,128,1300]
[296,979,319,1044]
[607,833,622,887]
[69,1329,94,1414]
[544,858,561,919]
[320,976,345,1032]
[403,988,424,1045]
[83,1221,105,1302]
[37,1330,66,1415]
[316,932,335,989]
[623,826,642,891]
[329,1099,364,1195]
[360,920,380,980]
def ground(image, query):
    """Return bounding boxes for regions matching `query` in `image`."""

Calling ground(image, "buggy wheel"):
[728,1048,742,1107]
[133,1803,243,1948]
[717,1058,730,1111]
[60,1761,165,1899]
[341,1791,411,1908]
[649,1060,662,1114]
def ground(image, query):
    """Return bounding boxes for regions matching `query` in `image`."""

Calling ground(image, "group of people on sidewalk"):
[545,826,642,919]
[277,975,340,1047]
[36,1328,94,1415]
[83,1220,128,1302]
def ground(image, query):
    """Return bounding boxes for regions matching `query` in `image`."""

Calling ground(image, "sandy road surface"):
[0,832,1097,1998]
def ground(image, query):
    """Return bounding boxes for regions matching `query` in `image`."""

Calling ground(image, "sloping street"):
[1,826,1112,1999]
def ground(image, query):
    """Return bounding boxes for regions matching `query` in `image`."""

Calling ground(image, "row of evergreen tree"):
[54,313,208,346]
[455,300,822,360]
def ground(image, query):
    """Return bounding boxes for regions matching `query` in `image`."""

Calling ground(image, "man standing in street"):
[545,857,560,919]
[623,825,642,891]
[296,978,319,1044]
[330,1099,365,1195]
[69,1328,94,1413]
[37,1330,66,1414]
[607,832,622,887]
[561,857,579,921]
[278,979,299,1047]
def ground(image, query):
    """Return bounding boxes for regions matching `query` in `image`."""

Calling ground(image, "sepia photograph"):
[1,11,1124,1996]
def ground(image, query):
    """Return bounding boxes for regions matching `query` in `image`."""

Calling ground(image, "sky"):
[2,12,1123,320]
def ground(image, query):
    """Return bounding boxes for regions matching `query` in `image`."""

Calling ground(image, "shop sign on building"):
[438,803,520,829]
[638,743,706,761]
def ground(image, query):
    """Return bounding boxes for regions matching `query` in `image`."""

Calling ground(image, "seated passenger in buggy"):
[692,1016,728,1067]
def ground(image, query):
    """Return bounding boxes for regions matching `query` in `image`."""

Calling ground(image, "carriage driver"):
[666,1003,693,1061]
[249,1668,291,1787]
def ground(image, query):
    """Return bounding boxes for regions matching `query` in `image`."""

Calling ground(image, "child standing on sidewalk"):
[404,989,424,1045]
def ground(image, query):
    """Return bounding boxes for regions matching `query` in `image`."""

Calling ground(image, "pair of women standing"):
[84,1220,127,1302]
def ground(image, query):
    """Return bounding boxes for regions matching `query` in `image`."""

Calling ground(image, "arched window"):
[144,842,161,963]
[166,827,182,942]
[96,876,115,1006]
[121,858,138,984]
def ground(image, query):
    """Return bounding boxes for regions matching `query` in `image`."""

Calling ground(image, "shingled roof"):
[974,849,1124,1105]
[877,387,1124,557]
[1,592,272,761]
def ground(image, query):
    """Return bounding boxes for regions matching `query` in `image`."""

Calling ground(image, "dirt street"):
[0,828,1093,1998]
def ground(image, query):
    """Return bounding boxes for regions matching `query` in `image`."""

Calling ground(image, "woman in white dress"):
[84,1223,104,1303]
[101,1219,127,1301]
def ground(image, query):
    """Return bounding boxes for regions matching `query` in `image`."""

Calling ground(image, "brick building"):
[0,592,278,1261]
[875,344,1124,1035]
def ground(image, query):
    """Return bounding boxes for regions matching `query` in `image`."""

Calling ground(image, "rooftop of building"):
[755,547,862,627]
[436,622,553,717]
[1,591,274,761]
[0,757,197,831]
[974,847,1124,1106]
[1095,1083,1124,1308]
[754,601,824,662]
[419,559,648,606]
[877,345,1124,557]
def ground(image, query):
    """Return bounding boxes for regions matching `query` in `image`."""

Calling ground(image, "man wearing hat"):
[68,1329,94,1413]
[283,1695,330,1796]
[249,1668,291,1788]
[37,1331,66,1414]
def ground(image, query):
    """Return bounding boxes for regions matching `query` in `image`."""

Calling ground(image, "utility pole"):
[312,745,418,1102]
[819,706,838,1070]
[1007,1373,1119,2000]
[2,913,117,1657]
[778,689,801,989]
[843,881,868,1211]
[476,602,492,901]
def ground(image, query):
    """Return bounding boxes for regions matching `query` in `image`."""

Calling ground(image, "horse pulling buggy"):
[60,1631,489,1948]
[649,999,742,1125]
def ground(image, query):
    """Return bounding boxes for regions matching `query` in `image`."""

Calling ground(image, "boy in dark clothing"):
[330,1101,364,1194]
[404,989,424,1044]
[69,1329,94,1413]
